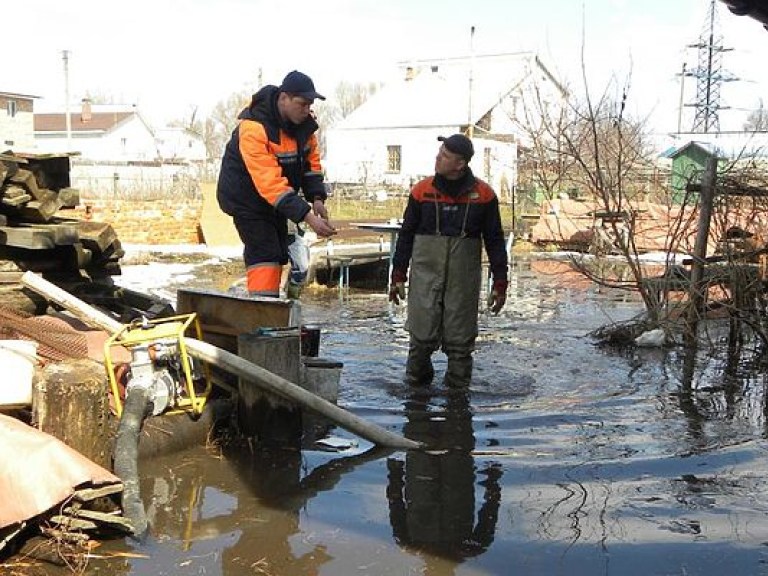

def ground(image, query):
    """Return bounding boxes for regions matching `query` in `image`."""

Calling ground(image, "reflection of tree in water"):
[660,343,768,451]
[387,391,502,573]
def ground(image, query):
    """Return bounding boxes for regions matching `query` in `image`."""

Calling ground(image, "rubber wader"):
[405,235,481,387]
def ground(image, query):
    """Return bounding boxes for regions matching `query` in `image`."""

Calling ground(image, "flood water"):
[77,254,768,575]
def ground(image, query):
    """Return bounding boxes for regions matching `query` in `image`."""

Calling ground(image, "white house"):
[155,126,207,165]
[34,101,158,162]
[324,52,565,202]
[0,91,38,151]
[33,101,206,196]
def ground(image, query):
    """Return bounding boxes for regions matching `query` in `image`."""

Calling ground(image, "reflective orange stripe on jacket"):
[246,263,282,296]
[410,177,497,204]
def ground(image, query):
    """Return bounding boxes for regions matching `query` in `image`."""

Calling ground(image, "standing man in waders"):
[388,134,508,387]
[217,70,336,298]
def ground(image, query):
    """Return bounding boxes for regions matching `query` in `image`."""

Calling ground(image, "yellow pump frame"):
[104,313,211,417]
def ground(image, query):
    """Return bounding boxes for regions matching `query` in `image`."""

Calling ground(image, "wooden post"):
[33,359,114,469]
[21,271,422,450]
[685,156,717,346]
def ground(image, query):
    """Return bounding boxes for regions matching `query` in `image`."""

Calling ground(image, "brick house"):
[0,91,38,151]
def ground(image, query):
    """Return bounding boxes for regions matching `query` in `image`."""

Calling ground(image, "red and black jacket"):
[216,85,326,223]
[393,170,508,282]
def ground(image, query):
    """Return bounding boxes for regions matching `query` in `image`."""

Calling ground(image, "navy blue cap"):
[438,134,474,161]
[279,70,326,101]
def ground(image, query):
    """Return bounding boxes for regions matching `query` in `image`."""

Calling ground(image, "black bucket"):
[300,326,321,357]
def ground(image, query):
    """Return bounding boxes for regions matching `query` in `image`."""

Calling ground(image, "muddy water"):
[82,255,768,575]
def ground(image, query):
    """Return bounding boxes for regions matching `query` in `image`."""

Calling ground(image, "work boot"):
[405,349,434,387]
[443,354,473,388]
[286,282,303,300]
[405,366,434,387]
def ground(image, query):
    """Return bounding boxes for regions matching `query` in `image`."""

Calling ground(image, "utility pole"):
[684,0,736,133]
[467,25,475,138]
[62,50,72,150]
[677,62,686,133]
[685,155,717,346]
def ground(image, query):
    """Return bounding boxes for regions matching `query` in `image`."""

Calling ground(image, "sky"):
[5,0,768,134]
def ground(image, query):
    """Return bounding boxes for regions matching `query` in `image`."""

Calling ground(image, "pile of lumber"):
[0,151,79,223]
[0,151,123,288]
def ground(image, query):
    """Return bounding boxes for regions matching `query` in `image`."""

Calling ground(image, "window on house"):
[7,101,17,117]
[387,145,402,173]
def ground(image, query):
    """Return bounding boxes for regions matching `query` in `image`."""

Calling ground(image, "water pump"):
[105,314,211,417]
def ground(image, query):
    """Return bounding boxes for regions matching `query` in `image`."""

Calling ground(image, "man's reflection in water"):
[387,391,503,569]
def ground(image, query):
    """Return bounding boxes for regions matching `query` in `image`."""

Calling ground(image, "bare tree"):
[206,91,252,161]
[743,101,768,132]
[180,80,380,176]
[312,81,382,155]
[517,68,705,330]
[334,81,382,118]
[168,90,250,180]
[520,68,768,356]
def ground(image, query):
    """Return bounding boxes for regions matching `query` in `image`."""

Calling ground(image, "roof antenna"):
[62,49,72,150]
[467,25,476,138]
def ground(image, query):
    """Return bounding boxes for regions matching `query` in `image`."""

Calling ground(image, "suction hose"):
[113,383,152,538]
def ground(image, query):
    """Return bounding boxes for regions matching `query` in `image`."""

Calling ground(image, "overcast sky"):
[6,0,768,133]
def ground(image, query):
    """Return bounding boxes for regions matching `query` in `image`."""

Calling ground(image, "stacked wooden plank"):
[0,151,79,222]
[0,151,123,283]
[1,480,130,569]
[47,483,132,536]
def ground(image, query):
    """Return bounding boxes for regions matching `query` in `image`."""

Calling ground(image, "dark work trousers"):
[233,214,289,296]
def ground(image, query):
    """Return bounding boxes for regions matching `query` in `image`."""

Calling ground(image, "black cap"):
[279,70,326,101]
[438,134,474,161]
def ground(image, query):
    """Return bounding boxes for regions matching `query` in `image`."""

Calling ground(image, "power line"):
[684,0,739,133]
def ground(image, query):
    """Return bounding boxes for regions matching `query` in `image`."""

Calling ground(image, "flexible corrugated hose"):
[113,384,152,539]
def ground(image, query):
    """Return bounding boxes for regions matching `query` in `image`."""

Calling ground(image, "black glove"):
[389,269,407,305]
[486,279,508,314]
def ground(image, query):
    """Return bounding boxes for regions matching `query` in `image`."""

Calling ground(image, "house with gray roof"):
[324,52,565,202]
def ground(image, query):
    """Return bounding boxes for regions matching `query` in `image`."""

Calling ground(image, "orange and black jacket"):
[217,85,326,224]
[393,170,508,282]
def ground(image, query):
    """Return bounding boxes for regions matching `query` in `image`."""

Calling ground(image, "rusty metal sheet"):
[0,414,120,529]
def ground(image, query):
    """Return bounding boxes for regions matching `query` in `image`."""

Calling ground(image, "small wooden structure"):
[177,287,341,443]
[177,288,298,352]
